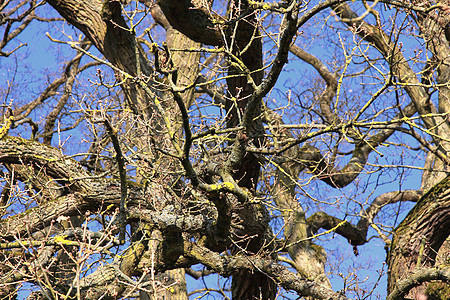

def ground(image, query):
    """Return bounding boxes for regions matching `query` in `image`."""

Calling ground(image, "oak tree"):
[1,0,450,299]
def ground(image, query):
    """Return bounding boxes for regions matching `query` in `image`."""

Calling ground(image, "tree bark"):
[223,2,277,298]
[47,0,158,118]
[159,1,276,298]
[387,175,450,298]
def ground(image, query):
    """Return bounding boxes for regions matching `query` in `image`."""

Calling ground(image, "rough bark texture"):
[224,1,276,298]
[388,175,450,298]
[160,0,276,298]
[142,28,199,300]
[157,0,222,46]
[47,0,157,118]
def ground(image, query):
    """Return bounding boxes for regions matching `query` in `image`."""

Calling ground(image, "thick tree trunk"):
[387,174,450,298]
[225,3,264,191]
[45,1,201,298]
[224,2,277,299]
[139,23,201,300]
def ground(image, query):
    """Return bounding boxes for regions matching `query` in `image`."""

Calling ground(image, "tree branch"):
[387,264,450,300]
[184,241,351,300]
[157,0,222,46]
[307,190,423,247]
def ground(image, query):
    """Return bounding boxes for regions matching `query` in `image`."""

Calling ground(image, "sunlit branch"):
[101,117,128,243]
[290,44,338,125]
[387,264,450,300]
[184,241,351,300]
[332,2,450,147]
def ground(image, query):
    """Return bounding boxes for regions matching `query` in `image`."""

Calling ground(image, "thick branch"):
[77,240,147,298]
[156,0,222,46]
[265,106,330,285]
[333,2,450,145]
[387,265,450,300]
[307,190,422,246]
[289,44,338,125]
[356,190,423,233]
[0,136,92,192]
[295,101,416,188]
[46,0,160,117]
[0,180,148,240]
[184,241,351,300]
[127,207,215,235]
[388,175,450,293]
[307,212,367,246]
[0,137,151,239]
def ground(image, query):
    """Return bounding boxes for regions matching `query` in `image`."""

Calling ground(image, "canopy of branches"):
[1,0,450,299]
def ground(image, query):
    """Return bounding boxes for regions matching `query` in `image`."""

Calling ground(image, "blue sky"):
[2,1,432,299]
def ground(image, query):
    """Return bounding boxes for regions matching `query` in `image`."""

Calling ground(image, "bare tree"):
[1,0,450,299]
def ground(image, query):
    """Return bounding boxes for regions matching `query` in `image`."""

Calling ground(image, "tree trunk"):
[387,174,450,298]
[224,2,277,299]
[139,23,201,300]
[45,1,201,299]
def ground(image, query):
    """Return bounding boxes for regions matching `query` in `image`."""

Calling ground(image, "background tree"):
[1,0,450,299]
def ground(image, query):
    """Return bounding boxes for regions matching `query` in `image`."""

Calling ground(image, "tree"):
[1,0,449,299]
